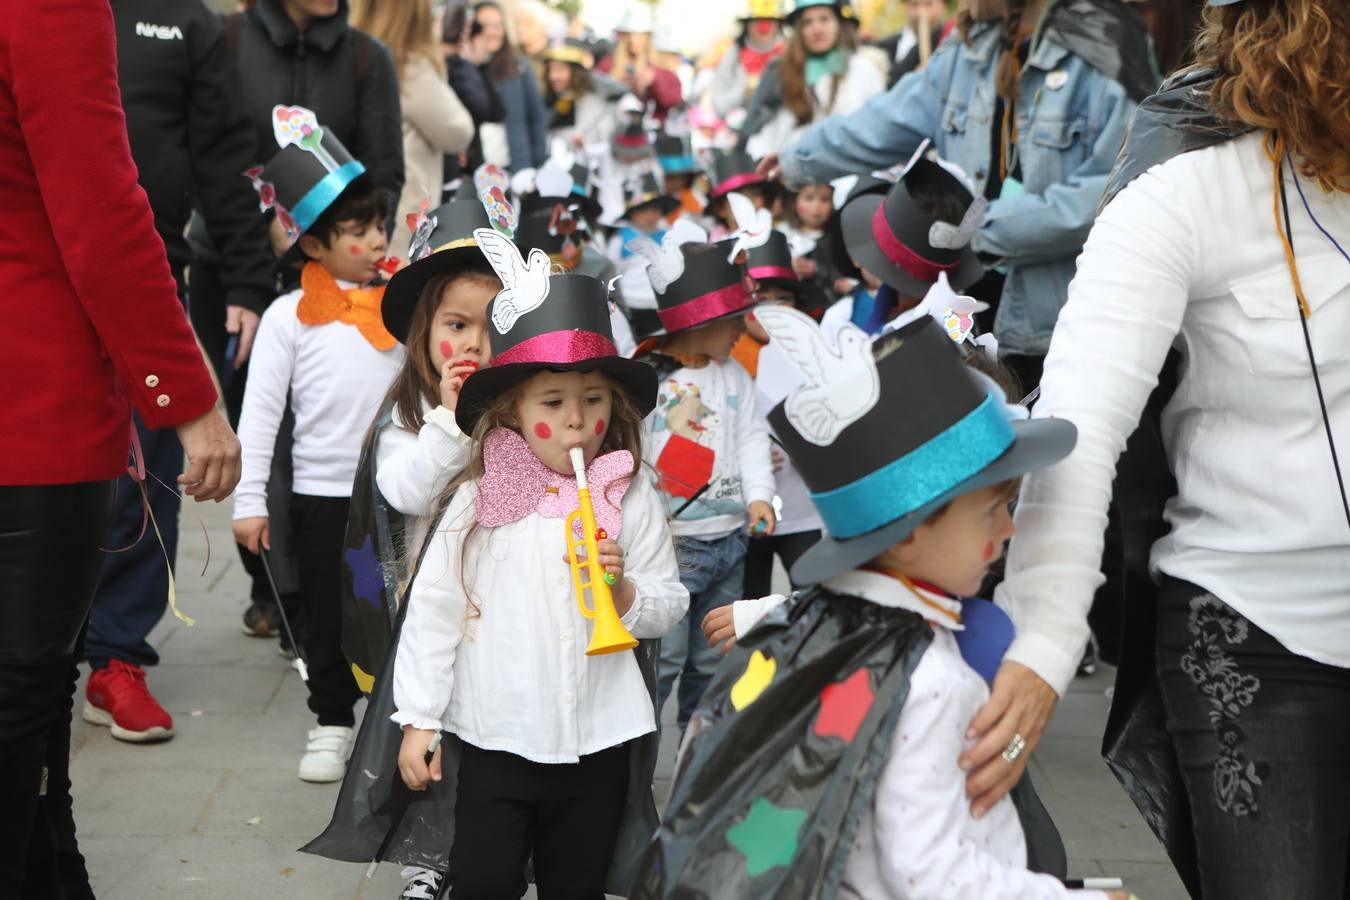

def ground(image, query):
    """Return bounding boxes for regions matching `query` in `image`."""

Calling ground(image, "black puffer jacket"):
[190,0,403,264]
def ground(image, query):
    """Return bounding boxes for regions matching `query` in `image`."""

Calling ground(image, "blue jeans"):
[658,531,749,731]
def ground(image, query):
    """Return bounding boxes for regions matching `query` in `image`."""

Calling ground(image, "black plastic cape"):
[631,585,933,899]
[1094,69,1250,900]
[1036,0,1160,105]
[302,409,665,895]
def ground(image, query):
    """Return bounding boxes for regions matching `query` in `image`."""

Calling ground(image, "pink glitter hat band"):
[490,329,618,368]
[657,283,753,332]
[871,202,957,283]
[747,264,797,283]
[711,172,765,198]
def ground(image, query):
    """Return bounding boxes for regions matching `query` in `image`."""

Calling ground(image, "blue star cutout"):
[344,535,384,609]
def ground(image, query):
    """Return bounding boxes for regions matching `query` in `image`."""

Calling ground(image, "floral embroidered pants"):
[1156,577,1350,898]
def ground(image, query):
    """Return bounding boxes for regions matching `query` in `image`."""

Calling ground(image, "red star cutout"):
[812,668,874,743]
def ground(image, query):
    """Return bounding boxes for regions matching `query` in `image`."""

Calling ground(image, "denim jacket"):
[780,22,1140,354]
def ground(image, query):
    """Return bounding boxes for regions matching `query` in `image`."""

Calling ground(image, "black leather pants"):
[0,481,114,900]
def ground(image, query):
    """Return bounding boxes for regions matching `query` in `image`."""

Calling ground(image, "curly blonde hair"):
[1193,0,1350,191]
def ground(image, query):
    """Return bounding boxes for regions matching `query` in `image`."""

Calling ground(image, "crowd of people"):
[2,0,1347,898]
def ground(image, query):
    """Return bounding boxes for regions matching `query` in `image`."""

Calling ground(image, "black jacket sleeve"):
[185,7,274,315]
[446,55,495,125]
[350,32,405,220]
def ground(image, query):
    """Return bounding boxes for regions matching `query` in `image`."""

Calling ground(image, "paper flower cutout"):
[344,535,383,610]
[726,797,808,877]
[272,105,338,172]
[730,649,776,711]
[813,667,874,743]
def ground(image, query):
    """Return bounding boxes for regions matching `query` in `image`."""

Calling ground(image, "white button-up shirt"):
[998,130,1350,694]
[392,470,689,764]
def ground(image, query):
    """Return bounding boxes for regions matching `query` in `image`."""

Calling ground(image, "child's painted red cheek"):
[439,340,453,359]
[348,244,362,255]
[594,418,606,436]
[533,422,552,439]
[982,541,995,562]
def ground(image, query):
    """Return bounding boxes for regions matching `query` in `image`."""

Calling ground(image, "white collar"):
[822,569,964,630]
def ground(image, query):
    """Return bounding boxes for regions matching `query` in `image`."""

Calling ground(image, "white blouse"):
[996,131,1350,694]
[392,470,689,764]
[375,399,471,556]
[732,572,1104,899]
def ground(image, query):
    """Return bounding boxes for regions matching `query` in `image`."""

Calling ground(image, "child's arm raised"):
[375,405,472,518]
[391,488,475,787]
[232,302,297,528]
[614,471,690,640]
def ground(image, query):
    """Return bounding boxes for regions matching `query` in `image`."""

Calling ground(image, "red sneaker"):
[83,660,174,743]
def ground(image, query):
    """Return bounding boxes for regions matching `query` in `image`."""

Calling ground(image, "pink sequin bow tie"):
[475,427,633,538]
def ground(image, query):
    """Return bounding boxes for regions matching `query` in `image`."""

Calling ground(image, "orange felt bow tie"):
[295,262,397,351]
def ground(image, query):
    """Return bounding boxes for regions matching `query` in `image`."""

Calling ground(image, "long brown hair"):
[957,2,1036,102]
[474,1,521,82]
[1192,0,1350,192]
[383,265,502,434]
[430,371,649,618]
[350,0,445,79]
[779,11,857,124]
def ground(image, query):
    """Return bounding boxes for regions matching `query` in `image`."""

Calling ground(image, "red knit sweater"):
[0,0,219,484]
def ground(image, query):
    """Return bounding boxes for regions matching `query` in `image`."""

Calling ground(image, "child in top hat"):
[633,312,1132,900]
[630,228,776,733]
[234,106,402,783]
[706,149,777,241]
[607,166,683,337]
[391,232,688,897]
[822,144,985,341]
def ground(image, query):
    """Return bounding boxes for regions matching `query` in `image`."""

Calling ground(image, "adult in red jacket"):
[0,0,240,892]
[597,6,683,120]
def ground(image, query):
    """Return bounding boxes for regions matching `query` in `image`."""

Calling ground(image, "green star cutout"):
[725,797,808,878]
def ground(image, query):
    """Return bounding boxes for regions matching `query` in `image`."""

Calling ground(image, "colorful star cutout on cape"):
[344,535,383,609]
[726,797,808,878]
[730,650,776,711]
[813,667,875,743]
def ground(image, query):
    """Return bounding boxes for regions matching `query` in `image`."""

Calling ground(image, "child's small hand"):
[561,537,636,616]
[834,277,858,296]
[747,501,776,537]
[438,359,480,411]
[792,257,817,279]
[702,604,737,655]
[398,726,442,791]
[233,517,270,554]
[770,446,785,473]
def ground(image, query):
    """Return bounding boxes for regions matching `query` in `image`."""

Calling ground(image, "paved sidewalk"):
[70,503,1188,899]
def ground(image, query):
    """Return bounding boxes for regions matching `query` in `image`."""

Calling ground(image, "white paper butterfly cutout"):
[755,306,881,446]
[474,228,552,334]
[626,218,708,294]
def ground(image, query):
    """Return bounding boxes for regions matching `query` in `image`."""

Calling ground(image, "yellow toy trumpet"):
[566,446,639,656]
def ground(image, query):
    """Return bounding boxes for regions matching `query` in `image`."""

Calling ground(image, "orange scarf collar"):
[295,262,397,352]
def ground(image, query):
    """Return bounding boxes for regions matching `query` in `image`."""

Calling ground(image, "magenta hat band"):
[871,202,958,283]
[747,264,797,283]
[490,329,618,368]
[657,284,753,332]
[711,172,766,199]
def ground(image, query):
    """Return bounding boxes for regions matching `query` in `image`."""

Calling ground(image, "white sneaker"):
[299,725,354,783]
[400,867,443,899]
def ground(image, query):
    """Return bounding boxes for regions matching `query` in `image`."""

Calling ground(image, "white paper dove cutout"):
[626,218,708,293]
[723,192,774,264]
[474,228,552,334]
[884,272,989,341]
[755,305,881,446]
[536,162,575,199]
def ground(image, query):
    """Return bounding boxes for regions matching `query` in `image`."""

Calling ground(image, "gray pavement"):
[70,503,1188,899]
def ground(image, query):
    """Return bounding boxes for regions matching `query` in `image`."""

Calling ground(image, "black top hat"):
[621,170,680,220]
[841,158,985,297]
[455,235,658,433]
[381,194,500,344]
[652,238,756,334]
[514,204,588,272]
[708,149,774,201]
[754,309,1076,585]
[251,106,366,243]
[743,230,802,293]
[612,108,653,165]
[654,133,700,177]
[519,158,603,225]
[826,173,892,282]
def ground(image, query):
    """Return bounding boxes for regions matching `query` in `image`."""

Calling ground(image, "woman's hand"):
[232,517,270,554]
[438,359,480,411]
[398,726,443,791]
[756,152,781,181]
[176,407,242,502]
[959,660,1060,817]
[702,605,737,655]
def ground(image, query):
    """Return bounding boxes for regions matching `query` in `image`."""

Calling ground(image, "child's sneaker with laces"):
[83,659,174,743]
[299,725,354,782]
[399,868,443,899]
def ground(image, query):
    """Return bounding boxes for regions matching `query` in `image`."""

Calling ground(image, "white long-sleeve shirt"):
[995,130,1350,695]
[234,285,405,520]
[644,358,776,539]
[732,572,1105,900]
[391,470,689,764]
[375,398,471,555]
[752,340,824,536]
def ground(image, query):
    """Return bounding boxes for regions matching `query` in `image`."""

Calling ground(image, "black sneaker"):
[241,601,281,638]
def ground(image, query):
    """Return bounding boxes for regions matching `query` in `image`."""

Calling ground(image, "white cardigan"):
[392,56,474,254]
[996,130,1350,694]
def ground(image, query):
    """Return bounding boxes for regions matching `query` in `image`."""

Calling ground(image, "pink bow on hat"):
[475,428,633,538]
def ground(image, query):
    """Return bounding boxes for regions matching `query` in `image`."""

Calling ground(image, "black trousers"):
[1156,577,1350,898]
[291,494,361,727]
[0,481,115,900]
[742,529,821,598]
[446,742,630,900]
